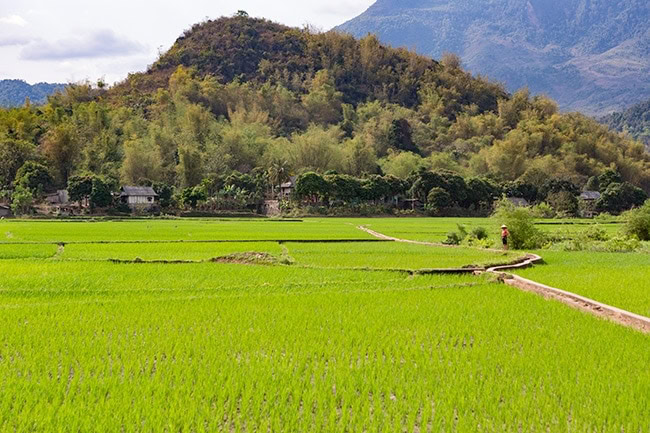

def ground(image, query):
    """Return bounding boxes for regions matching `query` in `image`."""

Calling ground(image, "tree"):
[326,175,362,204]
[409,169,467,206]
[540,179,579,200]
[427,187,453,210]
[597,169,622,193]
[546,191,579,216]
[67,175,93,206]
[41,123,81,185]
[596,182,647,214]
[180,186,207,208]
[387,119,419,154]
[121,138,163,185]
[302,70,343,125]
[10,185,33,216]
[89,177,113,209]
[502,181,538,203]
[14,161,54,194]
[342,137,377,176]
[378,151,427,179]
[0,138,35,189]
[294,172,329,202]
[465,177,502,210]
[289,126,344,173]
[153,182,174,209]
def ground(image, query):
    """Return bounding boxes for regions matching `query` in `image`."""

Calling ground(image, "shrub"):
[470,226,489,240]
[492,198,546,249]
[443,224,468,245]
[531,202,555,218]
[623,200,650,241]
[603,236,641,253]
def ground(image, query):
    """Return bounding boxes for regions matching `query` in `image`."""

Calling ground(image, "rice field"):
[0,218,648,432]
[514,250,650,317]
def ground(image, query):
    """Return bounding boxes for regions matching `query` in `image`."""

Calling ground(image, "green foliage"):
[0,137,36,189]
[623,200,650,241]
[152,182,174,208]
[596,182,647,214]
[67,175,94,204]
[531,202,555,218]
[597,169,622,193]
[180,186,208,208]
[14,161,54,194]
[89,177,113,209]
[427,187,452,211]
[601,98,650,146]
[294,172,329,201]
[492,198,546,249]
[546,191,579,217]
[10,184,33,215]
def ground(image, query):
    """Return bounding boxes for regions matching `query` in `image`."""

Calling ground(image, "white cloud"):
[0,15,28,27]
[20,29,147,61]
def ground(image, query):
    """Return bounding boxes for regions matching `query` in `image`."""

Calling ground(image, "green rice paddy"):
[0,218,648,432]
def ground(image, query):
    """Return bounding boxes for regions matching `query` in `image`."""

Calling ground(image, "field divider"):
[0,239,391,245]
[360,225,650,334]
[486,257,650,333]
[358,226,506,253]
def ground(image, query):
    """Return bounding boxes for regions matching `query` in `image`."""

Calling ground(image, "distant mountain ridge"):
[0,79,66,107]
[337,0,650,116]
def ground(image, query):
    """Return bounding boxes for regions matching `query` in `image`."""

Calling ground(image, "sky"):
[0,0,375,85]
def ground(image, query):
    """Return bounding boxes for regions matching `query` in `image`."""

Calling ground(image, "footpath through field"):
[359,226,650,334]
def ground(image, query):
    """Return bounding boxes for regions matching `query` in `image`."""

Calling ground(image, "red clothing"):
[501,228,509,238]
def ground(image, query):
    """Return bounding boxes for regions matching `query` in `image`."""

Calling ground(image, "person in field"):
[501,225,510,250]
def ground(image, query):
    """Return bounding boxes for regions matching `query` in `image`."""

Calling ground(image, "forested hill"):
[337,0,650,116]
[113,15,506,113]
[0,80,66,107]
[601,99,650,149]
[2,15,650,204]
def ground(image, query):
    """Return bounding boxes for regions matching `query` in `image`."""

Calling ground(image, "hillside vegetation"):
[337,0,650,116]
[1,15,649,214]
[601,98,650,148]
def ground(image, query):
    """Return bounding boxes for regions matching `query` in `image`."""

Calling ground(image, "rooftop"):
[120,186,158,197]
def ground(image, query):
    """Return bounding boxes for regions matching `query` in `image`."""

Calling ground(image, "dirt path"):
[359,226,650,334]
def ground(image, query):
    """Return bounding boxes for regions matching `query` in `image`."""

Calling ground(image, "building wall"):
[127,196,154,205]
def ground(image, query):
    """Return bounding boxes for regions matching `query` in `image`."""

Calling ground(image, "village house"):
[579,190,601,218]
[0,204,11,217]
[279,176,297,199]
[45,190,69,206]
[120,186,158,210]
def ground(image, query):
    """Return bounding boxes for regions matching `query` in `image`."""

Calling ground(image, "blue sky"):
[0,0,374,84]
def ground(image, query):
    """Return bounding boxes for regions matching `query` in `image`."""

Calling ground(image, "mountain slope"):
[601,98,650,148]
[0,79,66,107]
[337,0,650,116]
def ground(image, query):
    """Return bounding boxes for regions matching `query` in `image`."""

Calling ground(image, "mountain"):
[336,0,650,116]
[0,79,66,107]
[113,15,506,114]
[601,98,650,149]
